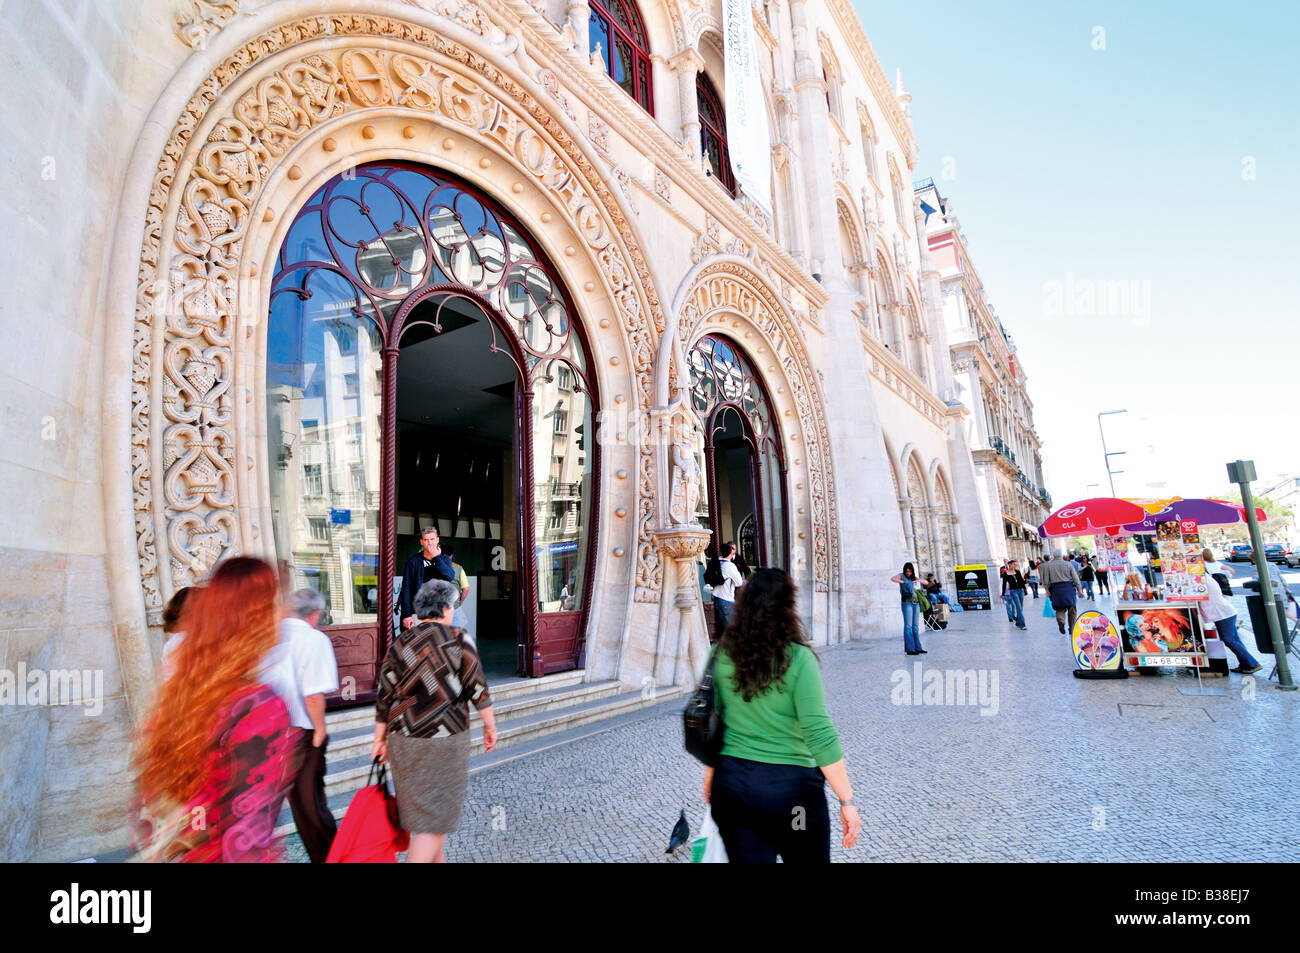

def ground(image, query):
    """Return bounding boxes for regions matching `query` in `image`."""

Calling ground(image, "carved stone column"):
[567,0,590,61]
[653,526,712,687]
[670,49,705,159]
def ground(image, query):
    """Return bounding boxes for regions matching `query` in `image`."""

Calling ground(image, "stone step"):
[323,679,625,767]
[275,686,688,842]
[320,684,687,800]
[323,669,587,735]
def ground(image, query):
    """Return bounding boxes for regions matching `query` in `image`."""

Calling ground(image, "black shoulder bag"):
[683,646,724,766]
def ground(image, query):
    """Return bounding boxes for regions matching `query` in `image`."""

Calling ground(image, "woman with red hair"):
[132,557,296,862]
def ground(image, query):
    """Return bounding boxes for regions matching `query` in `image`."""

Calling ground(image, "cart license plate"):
[1141,656,1192,667]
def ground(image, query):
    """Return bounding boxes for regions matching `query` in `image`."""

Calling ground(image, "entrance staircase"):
[273,671,687,840]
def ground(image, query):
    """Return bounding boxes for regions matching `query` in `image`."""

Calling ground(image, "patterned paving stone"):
[286,593,1300,863]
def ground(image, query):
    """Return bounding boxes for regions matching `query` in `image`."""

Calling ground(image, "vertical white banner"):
[722,0,772,217]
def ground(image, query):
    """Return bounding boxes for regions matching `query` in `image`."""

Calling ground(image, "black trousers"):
[289,730,338,863]
[710,755,830,863]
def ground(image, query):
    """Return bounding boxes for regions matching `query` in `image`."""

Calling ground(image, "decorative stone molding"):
[130,12,670,623]
[174,0,239,50]
[654,169,672,203]
[675,261,839,591]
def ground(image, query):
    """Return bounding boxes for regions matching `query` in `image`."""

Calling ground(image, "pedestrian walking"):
[373,579,498,863]
[889,562,926,655]
[1027,560,1040,599]
[703,568,861,863]
[1095,560,1110,596]
[133,557,295,862]
[1202,548,1234,596]
[710,541,746,638]
[1196,567,1261,675]
[158,586,195,676]
[1079,556,1096,600]
[280,589,341,863]
[999,562,1015,620]
[1005,560,1028,629]
[1039,553,1085,635]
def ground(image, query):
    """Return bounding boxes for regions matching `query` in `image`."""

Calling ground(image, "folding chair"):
[1268,616,1300,682]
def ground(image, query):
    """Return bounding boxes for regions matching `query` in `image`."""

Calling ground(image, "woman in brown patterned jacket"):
[373,578,498,863]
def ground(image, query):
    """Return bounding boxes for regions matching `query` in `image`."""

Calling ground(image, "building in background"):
[919,181,1052,565]
[2,0,1007,860]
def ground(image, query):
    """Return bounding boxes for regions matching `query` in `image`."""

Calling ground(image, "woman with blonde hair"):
[132,557,295,862]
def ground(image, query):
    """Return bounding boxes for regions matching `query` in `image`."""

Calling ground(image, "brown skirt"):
[387,731,471,834]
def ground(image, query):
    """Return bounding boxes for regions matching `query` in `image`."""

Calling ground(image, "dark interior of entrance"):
[711,408,759,568]
[396,295,521,681]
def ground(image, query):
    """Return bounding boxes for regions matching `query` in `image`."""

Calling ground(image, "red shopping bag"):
[326,758,409,863]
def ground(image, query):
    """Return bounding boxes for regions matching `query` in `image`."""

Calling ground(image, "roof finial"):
[895,68,912,119]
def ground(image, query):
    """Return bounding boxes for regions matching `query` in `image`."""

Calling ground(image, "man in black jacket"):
[400,527,457,629]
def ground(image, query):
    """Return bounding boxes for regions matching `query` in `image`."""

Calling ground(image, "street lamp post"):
[1227,459,1294,690]
[1098,410,1127,497]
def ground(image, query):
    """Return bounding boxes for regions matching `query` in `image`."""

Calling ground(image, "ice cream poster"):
[1118,606,1205,656]
[1072,610,1123,671]
[1161,518,1208,601]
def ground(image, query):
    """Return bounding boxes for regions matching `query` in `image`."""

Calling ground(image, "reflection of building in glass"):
[268,290,383,625]
[533,362,589,610]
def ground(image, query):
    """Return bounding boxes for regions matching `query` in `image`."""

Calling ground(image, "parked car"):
[1263,543,1288,563]
[1285,549,1300,569]
[1229,543,1253,561]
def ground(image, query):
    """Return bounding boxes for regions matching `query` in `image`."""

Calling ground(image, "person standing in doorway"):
[279,589,341,863]
[712,541,746,638]
[1039,553,1085,635]
[443,547,472,630]
[1005,560,1028,630]
[889,562,926,656]
[400,527,456,630]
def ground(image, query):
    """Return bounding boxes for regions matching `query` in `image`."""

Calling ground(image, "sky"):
[852,0,1300,506]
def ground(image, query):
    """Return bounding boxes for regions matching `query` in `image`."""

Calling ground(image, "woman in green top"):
[703,568,861,862]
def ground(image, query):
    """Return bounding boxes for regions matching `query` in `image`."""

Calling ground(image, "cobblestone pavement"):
[288,589,1300,863]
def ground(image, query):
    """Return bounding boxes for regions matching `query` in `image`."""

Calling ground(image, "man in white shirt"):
[277,589,341,862]
[1194,563,1260,675]
[713,542,746,637]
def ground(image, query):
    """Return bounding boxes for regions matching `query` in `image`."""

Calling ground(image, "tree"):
[1205,491,1295,543]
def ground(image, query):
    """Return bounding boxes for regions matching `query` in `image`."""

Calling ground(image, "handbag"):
[683,647,724,767]
[325,757,410,863]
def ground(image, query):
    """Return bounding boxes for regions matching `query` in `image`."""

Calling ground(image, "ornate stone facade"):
[2,0,1007,860]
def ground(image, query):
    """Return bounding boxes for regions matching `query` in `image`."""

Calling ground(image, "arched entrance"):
[687,334,787,574]
[267,162,597,696]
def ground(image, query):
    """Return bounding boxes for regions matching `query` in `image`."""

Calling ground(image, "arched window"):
[697,74,736,197]
[889,157,907,226]
[268,162,599,684]
[688,335,785,570]
[859,107,878,181]
[589,0,654,115]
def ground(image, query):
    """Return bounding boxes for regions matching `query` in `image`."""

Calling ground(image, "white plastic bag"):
[690,808,728,863]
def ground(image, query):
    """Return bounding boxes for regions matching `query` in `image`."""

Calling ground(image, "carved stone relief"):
[675,262,839,591]
[133,13,670,622]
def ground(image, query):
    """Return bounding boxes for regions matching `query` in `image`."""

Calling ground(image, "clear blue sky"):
[853,0,1300,507]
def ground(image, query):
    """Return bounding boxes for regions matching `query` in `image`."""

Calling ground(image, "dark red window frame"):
[696,74,736,197]
[589,0,654,115]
